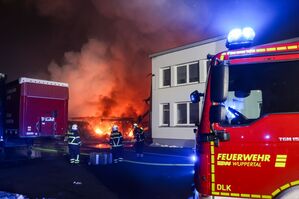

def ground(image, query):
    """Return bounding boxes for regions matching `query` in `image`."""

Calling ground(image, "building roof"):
[149,35,226,58]
[149,36,299,59]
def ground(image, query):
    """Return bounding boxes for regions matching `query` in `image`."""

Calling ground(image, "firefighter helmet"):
[133,123,138,128]
[71,124,78,131]
[112,125,118,131]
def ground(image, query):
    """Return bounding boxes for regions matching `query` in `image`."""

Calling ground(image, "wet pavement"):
[0,145,194,199]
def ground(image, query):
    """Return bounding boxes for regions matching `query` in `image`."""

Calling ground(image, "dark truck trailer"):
[1,77,69,148]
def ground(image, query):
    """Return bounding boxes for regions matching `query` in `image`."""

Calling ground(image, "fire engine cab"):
[191,27,299,198]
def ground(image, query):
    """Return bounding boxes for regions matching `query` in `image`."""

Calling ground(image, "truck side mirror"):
[210,105,226,123]
[210,62,229,103]
[190,90,204,103]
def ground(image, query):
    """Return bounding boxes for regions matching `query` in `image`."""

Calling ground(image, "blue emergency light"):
[190,90,204,103]
[191,154,197,162]
[226,27,255,49]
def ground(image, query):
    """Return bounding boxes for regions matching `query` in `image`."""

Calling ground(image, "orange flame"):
[76,118,135,141]
[95,128,103,135]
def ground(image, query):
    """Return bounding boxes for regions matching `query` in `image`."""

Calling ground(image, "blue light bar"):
[226,27,255,49]
[227,28,242,43]
[242,27,255,41]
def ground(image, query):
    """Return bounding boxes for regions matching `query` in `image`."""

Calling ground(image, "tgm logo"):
[41,117,55,122]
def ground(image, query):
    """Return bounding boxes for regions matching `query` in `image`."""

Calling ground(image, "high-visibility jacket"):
[66,130,81,146]
[110,131,123,147]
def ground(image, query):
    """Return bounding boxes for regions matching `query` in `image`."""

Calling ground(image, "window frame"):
[175,61,199,86]
[175,102,200,126]
[160,103,170,126]
[189,62,200,83]
[160,67,171,88]
[189,102,200,124]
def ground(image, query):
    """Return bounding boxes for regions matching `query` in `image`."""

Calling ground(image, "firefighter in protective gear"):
[66,123,81,164]
[109,125,123,163]
[133,123,145,158]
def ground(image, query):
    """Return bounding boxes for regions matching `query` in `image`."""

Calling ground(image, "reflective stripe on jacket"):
[67,131,81,146]
[110,131,123,147]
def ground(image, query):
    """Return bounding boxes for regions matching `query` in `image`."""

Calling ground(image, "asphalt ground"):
[0,145,194,199]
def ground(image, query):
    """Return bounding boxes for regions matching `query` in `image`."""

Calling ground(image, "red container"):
[5,78,68,138]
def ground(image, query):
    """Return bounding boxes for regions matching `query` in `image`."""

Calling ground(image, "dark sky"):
[1,0,299,81]
[0,0,299,117]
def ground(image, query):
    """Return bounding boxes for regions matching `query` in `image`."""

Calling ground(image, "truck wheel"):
[276,185,299,199]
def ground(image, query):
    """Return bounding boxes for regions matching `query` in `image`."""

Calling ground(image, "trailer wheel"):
[276,185,299,199]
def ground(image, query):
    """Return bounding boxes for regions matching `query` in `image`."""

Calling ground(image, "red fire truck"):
[0,75,69,152]
[191,28,299,198]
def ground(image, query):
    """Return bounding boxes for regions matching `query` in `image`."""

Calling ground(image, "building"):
[149,36,227,147]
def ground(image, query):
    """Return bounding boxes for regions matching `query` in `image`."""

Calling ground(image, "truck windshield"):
[222,60,299,125]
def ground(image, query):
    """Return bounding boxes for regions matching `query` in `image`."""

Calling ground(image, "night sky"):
[0,0,299,117]
[1,0,299,81]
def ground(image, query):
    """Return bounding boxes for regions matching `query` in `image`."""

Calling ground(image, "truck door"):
[210,61,299,198]
[22,97,61,137]
[39,116,56,136]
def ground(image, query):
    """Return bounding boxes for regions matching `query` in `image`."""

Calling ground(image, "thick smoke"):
[29,0,212,118]
[48,39,145,118]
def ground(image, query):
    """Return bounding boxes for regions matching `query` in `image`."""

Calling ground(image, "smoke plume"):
[30,0,210,118]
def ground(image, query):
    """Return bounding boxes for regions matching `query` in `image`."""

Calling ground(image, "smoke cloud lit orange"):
[48,39,148,118]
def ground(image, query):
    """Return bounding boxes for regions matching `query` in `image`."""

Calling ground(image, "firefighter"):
[66,123,81,164]
[133,123,145,158]
[109,125,123,163]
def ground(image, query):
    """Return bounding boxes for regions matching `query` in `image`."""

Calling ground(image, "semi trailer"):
[0,74,68,152]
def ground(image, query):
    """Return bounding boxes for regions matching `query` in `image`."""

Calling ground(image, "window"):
[162,68,171,87]
[176,102,200,125]
[189,63,199,82]
[224,90,262,125]
[176,62,199,85]
[222,61,299,126]
[190,103,199,124]
[177,65,187,84]
[177,103,187,124]
[161,103,170,126]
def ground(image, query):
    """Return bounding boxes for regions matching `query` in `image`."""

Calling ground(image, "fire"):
[128,130,133,138]
[92,122,114,137]
[95,128,103,135]
[71,117,137,143]
[90,121,135,140]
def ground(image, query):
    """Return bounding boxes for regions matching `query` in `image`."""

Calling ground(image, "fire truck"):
[190,28,299,198]
[0,75,68,154]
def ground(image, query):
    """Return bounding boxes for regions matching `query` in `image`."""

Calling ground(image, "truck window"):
[224,90,262,124]
[221,60,299,126]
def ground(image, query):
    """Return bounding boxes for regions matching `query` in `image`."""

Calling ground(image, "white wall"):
[151,39,226,144]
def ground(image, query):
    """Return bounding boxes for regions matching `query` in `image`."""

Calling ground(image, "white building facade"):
[150,36,227,147]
